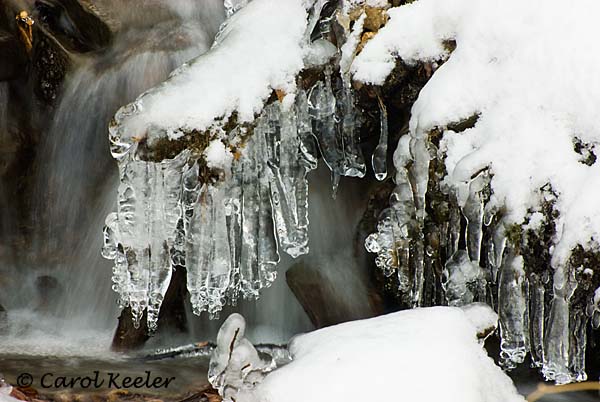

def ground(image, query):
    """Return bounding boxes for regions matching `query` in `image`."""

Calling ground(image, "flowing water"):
[0,0,225,354]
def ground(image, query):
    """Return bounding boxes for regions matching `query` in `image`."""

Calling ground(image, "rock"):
[286,262,384,329]
[34,0,112,53]
[111,266,188,352]
[111,306,151,352]
[34,275,61,313]
[0,30,28,81]
[0,303,7,334]
[31,30,69,105]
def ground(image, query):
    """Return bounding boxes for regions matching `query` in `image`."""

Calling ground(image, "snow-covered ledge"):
[212,305,525,402]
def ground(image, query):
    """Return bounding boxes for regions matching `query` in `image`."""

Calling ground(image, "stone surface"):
[0,30,28,81]
[111,266,188,352]
[0,302,7,335]
[286,262,383,329]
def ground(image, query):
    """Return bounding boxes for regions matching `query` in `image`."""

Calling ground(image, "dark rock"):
[0,303,7,334]
[156,264,189,334]
[286,261,384,329]
[34,0,112,53]
[34,275,61,312]
[31,29,69,105]
[0,30,28,81]
[111,306,151,352]
[112,266,189,352]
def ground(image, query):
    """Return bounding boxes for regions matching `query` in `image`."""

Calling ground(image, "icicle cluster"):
[364,127,600,384]
[102,64,369,328]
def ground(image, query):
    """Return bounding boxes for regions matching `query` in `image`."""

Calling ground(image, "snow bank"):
[113,0,306,144]
[244,306,524,402]
[353,0,600,266]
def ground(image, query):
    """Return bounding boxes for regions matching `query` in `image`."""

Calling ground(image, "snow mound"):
[353,0,600,267]
[245,306,524,402]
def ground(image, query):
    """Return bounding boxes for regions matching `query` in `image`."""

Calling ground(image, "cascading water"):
[0,0,226,354]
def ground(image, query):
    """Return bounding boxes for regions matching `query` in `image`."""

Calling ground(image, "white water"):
[0,0,225,355]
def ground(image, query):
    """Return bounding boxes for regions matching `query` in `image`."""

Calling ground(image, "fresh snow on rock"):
[115,0,306,144]
[239,306,524,402]
[353,0,600,267]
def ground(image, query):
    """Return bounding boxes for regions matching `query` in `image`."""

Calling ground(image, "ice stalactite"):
[102,150,189,331]
[443,250,486,307]
[365,148,419,306]
[497,250,528,370]
[528,272,546,367]
[103,69,369,321]
[363,124,600,382]
[372,94,389,181]
[308,70,365,198]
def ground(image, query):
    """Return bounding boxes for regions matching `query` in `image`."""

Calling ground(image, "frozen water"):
[209,314,275,401]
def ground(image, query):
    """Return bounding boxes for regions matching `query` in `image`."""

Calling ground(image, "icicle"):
[102,150,188,330]
[569,310,588,382]
[528,273,546,367]
[409,136,430,221]
[224,0,251,18]
[463,171,489,264]
[305,0,330,43]
[186,182,232,319]
[497,249,528,370]
[338,86,366,179]
[365,168,417,304]
[238,115,280,299]
[309,75,344,196]
[488,228,507,285]
[372,94,388,181]
[265,103,313,258]
[543,264,576,384]
[587,287,600,329]
[442,250,486,307]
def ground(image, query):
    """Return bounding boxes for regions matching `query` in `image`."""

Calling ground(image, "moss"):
[446,113,480,133]
[505,223,523,250]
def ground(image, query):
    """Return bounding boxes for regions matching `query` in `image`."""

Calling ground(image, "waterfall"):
[0,0,225,354]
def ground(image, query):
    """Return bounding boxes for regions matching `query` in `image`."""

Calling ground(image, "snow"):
[0,385,19,402]
[114,0,307,145]
[204,139,233,170]
[240,306,524,402]
[352,0,600,267]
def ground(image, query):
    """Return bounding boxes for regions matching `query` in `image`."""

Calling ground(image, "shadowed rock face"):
[112,267,189,352]
[0,303,7,334]
[286,262,384,329]
[0,31,27,81]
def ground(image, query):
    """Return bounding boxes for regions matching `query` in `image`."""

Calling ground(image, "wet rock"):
[31,31,69,105]
[0,303,7,334]
[112,266,188,352]
[111,306,151,352]
[34,0,112,53]
[0,30,28,81]
[34,275,61,312]
[286,262,383,329]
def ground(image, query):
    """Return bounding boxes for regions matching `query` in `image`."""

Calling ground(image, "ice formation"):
[100,0,600,385]
[209,314,276,401]
[359,0,600,384]
[102,0,373,327]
